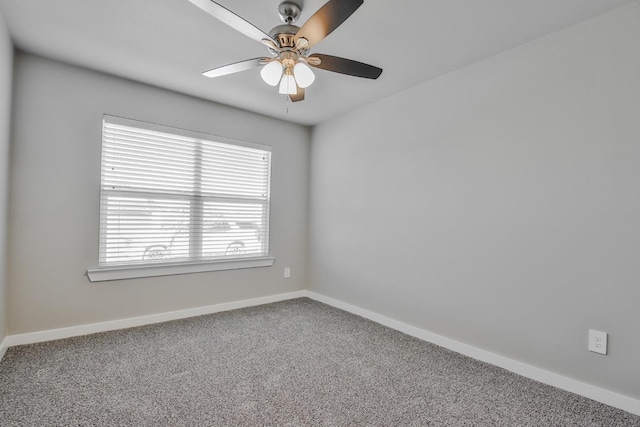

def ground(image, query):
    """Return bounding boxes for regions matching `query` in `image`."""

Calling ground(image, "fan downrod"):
[278,1,302,24]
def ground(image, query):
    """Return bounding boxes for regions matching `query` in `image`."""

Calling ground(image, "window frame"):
[87,115,274,282]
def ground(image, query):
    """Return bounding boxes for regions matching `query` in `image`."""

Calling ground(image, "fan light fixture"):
[293,62,315,88]
[261,60,284,86]
[278,72,297,95]
[189,0,383,103]
[264,60,315,91]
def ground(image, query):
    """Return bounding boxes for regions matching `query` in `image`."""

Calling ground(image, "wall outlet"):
[588,329,607,355]
[284,267,291,279]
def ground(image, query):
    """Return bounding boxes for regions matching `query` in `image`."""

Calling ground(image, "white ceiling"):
[0,0,634,126]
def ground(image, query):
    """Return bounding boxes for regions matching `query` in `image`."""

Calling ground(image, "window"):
[88,115,273,281]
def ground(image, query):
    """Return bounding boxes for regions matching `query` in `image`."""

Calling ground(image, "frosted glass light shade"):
[293,62,315,88]
[261,61,283,86]
[278,73,297,95]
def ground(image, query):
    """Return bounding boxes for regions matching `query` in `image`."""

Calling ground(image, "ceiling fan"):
[188,0,383,102]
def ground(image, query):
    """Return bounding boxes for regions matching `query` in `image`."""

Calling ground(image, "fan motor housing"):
[269,24,300,49]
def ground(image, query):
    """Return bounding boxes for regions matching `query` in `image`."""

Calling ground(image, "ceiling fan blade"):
[189,0,277,46]
[202,57,267,78]
[289,86,305,102]
[295,0,363,49]
[308,54,382,79]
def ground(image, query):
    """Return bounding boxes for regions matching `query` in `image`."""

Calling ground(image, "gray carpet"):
[1,298,638,426]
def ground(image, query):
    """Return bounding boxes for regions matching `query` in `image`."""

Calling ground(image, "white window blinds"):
[99,116,271,268]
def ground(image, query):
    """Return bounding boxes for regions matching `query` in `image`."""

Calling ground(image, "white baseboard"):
[5,290,307,348]
[0,336,8,362]
[305,291,640,417]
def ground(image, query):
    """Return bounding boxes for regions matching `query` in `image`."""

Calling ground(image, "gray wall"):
[0,10,12,344]
[310,4,640,399]
[8,53,310,334]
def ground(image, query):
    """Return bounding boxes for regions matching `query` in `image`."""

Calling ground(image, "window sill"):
[87,257,275,282]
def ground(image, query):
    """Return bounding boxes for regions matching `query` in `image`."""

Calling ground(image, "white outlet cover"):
[588,329,607,355]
